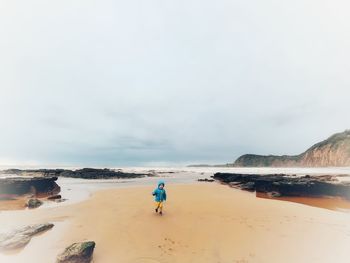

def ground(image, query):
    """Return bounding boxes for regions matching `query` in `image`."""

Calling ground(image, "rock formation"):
[0,177,60,199]
[56,241,96,263]
[233,130,350,167]
[0,223,54,250]
[213,173,350,199]
[1,168,148,179]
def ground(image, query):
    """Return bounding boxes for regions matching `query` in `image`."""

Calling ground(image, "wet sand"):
[0,197,27,211]
[256,192,350,212]
[1,183,350,263]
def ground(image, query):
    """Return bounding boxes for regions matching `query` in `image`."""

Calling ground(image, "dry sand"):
[1,183,350,263]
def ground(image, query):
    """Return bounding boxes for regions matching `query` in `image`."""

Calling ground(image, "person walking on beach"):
[152,181,167,215]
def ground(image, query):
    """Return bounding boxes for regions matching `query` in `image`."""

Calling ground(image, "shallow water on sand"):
[256,192,350,212]
[0,221,69,263]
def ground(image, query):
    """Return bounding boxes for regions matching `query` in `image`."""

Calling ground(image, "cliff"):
[234,130,350,167]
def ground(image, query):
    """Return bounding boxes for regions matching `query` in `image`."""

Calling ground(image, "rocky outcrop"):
[233,130,350,167]
[59,168,147,179]
[1,169,66,177]
[0,223,54,250]
[56,241,96,263]
[1,168,148,179]
[213,173,350,199]
[0,177,60,199]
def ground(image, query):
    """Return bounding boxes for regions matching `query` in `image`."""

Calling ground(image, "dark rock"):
[197,178,215,182]
[0,177,60,198]
[57,241,95,263]
[26,198,43,208]
[60,168,147,179]
[47,194,62,200]
[240,182,255,191]
[1,168,148,180]
[213,173,350,199]
[147,170,157,177]
[0,223,54,250]
[228,182,241,188]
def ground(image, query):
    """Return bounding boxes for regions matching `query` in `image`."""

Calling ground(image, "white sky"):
[0,0,349,166]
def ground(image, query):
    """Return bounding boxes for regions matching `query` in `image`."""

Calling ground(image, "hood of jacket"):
[158,180,165,188]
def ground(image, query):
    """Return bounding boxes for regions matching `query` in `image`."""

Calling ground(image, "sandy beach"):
[1,181,350,263]
[2,0,350,260]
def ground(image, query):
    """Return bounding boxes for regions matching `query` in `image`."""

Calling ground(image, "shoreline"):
[1,166,350,211]
[1,183,350,262]
[2,175,350,213]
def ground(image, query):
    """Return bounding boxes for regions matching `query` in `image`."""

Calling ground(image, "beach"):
[1,179,350,263]
[2,0,350,261]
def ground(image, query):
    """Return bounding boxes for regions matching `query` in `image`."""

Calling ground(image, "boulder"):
[0,177,60,198]
[26,198,43,208]
[0,223,54,250]
[57,241,96,263]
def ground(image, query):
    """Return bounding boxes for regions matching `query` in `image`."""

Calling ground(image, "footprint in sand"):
[157,237,178,256]
[165,237,175,245]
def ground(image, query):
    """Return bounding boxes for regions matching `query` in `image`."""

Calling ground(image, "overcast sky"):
[0,0,349,167]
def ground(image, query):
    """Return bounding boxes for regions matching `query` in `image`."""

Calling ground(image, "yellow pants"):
[155,201,163,211]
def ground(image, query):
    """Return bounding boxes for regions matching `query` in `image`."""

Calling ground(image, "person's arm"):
[152,189,156,196]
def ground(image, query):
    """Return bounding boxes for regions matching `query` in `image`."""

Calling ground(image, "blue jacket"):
[152,181,167,202]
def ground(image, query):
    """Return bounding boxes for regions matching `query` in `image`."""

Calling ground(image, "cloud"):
[0,0,349,166]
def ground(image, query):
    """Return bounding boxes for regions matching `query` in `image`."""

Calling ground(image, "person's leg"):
[159,202,163,215]
[155,202,160,213]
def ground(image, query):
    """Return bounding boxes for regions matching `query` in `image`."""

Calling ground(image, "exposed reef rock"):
[58,168,147,179]
[1,168,148,179]
[213,173,350,199]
